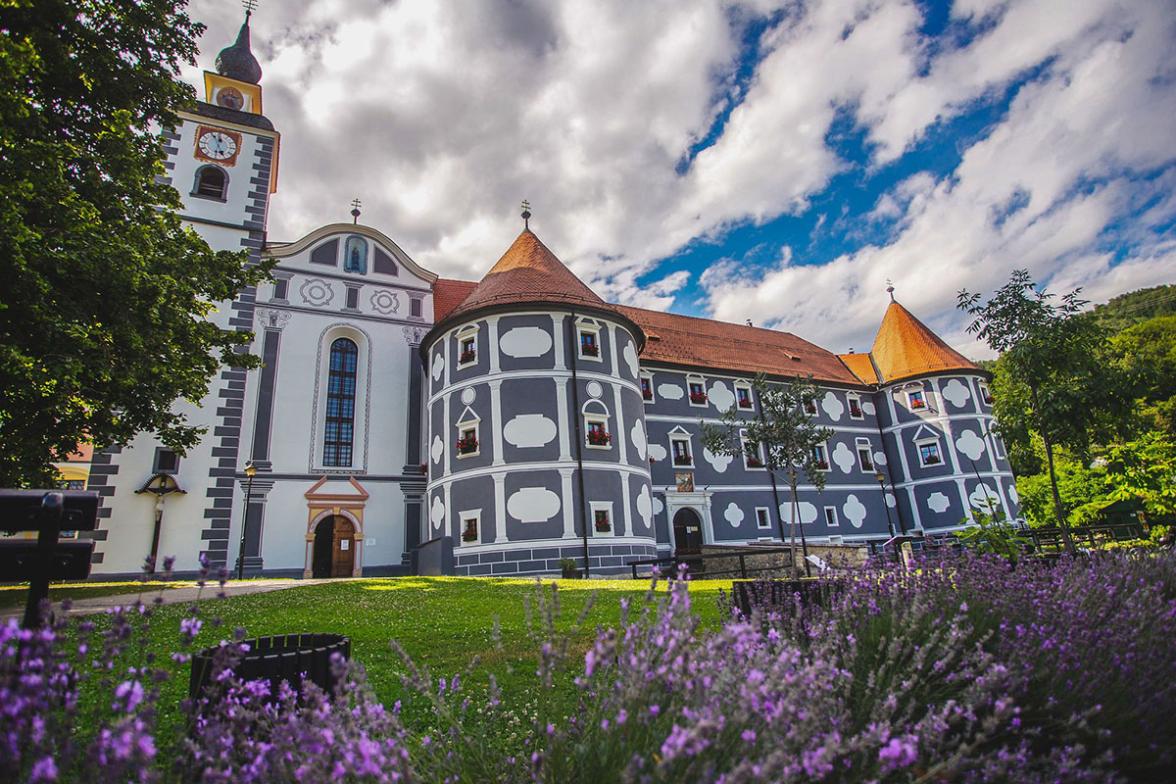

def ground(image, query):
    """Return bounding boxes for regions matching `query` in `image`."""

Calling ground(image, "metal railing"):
[627,546,796,580]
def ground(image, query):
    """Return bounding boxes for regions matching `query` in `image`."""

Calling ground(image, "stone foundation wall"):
[454,542,659,576]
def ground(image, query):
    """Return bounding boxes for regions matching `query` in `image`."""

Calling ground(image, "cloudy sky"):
[185,0,1175,357]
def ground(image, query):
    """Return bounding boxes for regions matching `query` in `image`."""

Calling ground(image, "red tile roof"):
[614,305,866,386]
[439,230,610,325]
[868,301,980,384]
[433,278,478,322]
[837,352,880,385]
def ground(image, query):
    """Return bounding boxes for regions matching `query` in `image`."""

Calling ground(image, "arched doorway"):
[672,508,704,555]
[311,516,356,578]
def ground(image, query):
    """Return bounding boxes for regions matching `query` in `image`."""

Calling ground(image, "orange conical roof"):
[868,300,979,384]
[441,229,610,323]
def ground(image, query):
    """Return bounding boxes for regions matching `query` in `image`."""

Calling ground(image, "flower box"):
[462,530,477,542]
[642,388,653,401]
[910,400,926,410]
[587,431,612,446]
[848,402,862,417]
[594,521,611,532]
[690,392,708,404]
[459,350,477,364]
[581,343,599,357]
[816,461,830,470]
[456,437,478,455]
[746,456,765,468]
[673,454,693,466]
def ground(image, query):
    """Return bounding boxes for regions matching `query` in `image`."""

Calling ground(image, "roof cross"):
[520,200,531,230]
[350,197,362,224]
[242,0,258,16]
[886,279,895,301]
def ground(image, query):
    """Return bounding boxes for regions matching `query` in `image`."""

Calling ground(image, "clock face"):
[198,131,238,161]
[216,87,244,110]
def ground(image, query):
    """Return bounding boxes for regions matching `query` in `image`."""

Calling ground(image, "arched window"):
[193,165,227,200]
[344,235,368,274]
[323,338,358,466]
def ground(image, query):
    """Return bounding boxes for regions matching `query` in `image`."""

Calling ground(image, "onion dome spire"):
[215,5,263,85]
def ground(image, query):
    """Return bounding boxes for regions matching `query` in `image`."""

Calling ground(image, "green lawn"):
[71,576,732,755]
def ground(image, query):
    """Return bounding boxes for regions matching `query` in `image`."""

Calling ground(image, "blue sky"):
[187,0,1176,356]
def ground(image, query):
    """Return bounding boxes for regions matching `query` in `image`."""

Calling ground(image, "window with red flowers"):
[688,379,707,405]
[640,375,654,402]
[456,426,479,456]
[458,335,477,366]
[586,417,612,448]
[736,384,753,410]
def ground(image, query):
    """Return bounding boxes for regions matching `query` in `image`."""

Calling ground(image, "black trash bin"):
[189,633,351,701]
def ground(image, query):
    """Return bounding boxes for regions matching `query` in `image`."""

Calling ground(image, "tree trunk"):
[789,476,801,579]
[1031,385,1077,556]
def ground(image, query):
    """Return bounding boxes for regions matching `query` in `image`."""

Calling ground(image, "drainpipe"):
[567,311,591,578]
[874,389,907,535]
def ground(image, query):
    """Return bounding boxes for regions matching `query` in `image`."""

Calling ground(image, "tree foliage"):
[0,0,270,485]
[701,374,833,563]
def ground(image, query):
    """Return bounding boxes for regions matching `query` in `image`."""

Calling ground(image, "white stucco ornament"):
[941,378,971,409]
[885,492,896,508]
[658,383,684,401]
[1008,484,1019,505]
[842,494,867,528]
[652,494,665,516]
[779,502,818,525]
[969,483,1001,512]
[648,443,667,462]
[821,391,844,421]
[431,353,445,381]
[873,451,888,466]
[636,486,653,528]
[708,381,735,412]
[623,342,640,379]
[724,502,744,528]
[586,381,604,399]
[507,487,561,523]
[630,419,647,459]
[503,414,557,449]
[430,435,444,464]
[955,429,986,461]
[832,442,855,473]
[430,495,445,529]
[460,387,476,405]
[499,326,552,358]
[703,447,732,473]
[927,492,951,514]
[861,401,876,416]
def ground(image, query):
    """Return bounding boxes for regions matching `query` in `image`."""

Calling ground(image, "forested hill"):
[1089,284,1176,332]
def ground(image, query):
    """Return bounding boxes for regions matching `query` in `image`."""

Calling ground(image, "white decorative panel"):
[941,378,971,408]
[1008,484,1019,505]
[503,414,557,449]
[585,381,603,399]
[821,391,844,421]
[703,447,732,473]
[430,435,444,464]
[842,494,866,528]
[831,442,855,473]
[926,492,950,514]
[507,487,561,523]
[431,353,445,381]
[707,381,735,412]
[658,383,684,400]
[723,502,744,527]
[430,495,445,528]
[630,419,647,460]
[873,451,888,466]
[885,492,896,508]
[623,342,639,378]
[499,326,552,358]
[636,485,653,527]
[862,401,876,416]
[648,443,667,462]
[460,387,477,405]
[955,430,986,461]
[652,494,665,516]
[969,483,1001,512]
[779,501,818,525]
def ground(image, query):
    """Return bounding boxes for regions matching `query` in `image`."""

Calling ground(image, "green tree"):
[1100,432,1176,519]
[1109,314,1176,436]
[959,270,1134,554]
[0,1,270,486]
[701,374,833,577]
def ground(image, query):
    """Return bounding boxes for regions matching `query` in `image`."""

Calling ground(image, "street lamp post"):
[236,461,256,580]
[875,472,896,538]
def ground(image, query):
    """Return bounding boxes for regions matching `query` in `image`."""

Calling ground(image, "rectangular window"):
[460,512,479,543]
[457,426,479,457]
[847,394,863,419]
[585,417,612,448]
[812,443,830,471]
[979,382,993,405]
[803,398,817,415]
[153,448,179,474]
[755,507,772,530]
[458,335,477,366]
[323,338,358,467]
[688,380,707,406]
[578,328,600,359]
[272,278,289,301]
[918,441,942,467]
[856,438,874,472]
[823,506,839,528]
[640,375,654,402]
[410,297,422,318]
[743,437,765,469]
[907,389,927,410]
[992,433,1006,460]
[671,436,693,467]
[736,384,753,410]
[345,286,360,310]
[591,503,612,536]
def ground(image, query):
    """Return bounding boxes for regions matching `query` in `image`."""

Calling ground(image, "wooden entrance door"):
[672,508,704,555]
[312,516,356,578]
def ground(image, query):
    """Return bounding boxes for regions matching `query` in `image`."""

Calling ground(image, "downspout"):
[567,311,591,578]
[874,386,907,535]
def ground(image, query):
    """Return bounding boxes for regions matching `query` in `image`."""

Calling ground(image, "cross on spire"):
[242,0,258,16]
[886,279,895,302]
[520,200,531,230]
[350,197,362,224]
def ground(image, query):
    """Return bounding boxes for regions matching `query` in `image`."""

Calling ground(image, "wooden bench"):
[0,489,99,627]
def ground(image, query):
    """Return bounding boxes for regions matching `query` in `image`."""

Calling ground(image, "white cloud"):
[184,0,1175,353]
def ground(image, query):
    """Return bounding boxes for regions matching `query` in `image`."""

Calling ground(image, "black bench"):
[0,489,99,627]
